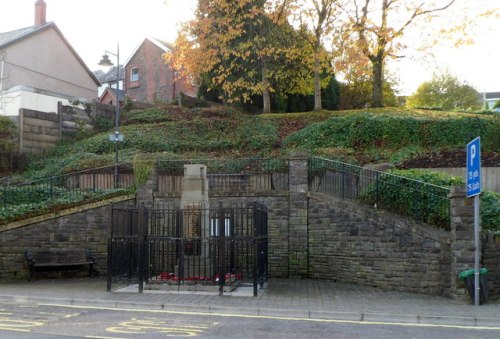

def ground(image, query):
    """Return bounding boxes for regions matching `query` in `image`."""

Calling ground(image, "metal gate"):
[107,202,268,296]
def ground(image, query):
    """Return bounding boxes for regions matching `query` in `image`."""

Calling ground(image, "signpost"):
[466,137,481,306]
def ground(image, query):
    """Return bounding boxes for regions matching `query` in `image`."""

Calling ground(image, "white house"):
[0,0,99,119]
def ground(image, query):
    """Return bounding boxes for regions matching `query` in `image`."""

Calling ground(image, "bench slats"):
[25,249,96,280]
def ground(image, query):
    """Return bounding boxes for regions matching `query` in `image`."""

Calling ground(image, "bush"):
[0,116,17,152]
[283,113,491,151]
[481,191,500,232]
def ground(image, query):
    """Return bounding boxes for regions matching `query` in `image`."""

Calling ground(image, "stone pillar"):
[135,165,157,209]
[288,152,309,278]
[180,164,210,260]
[449,185,476,300]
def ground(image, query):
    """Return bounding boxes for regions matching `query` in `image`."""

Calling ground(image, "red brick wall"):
[125,39,196,104]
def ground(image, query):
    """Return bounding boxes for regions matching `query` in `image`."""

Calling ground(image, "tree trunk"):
[314,56,322,111]
[371,56,384,107]
[262,61,271,114]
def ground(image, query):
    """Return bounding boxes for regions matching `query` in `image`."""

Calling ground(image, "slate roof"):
[484,92,500,99]
[0,22,100,86]
[94,66,125,84]
[0,26,41,48]
[99,87,125,102]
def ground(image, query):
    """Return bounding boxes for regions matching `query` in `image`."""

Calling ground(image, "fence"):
[156,158,289,194]
[309,157,451,229]
[107,202,268,296]
[0,165,133,222]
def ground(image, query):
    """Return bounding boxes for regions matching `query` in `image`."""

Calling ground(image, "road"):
[0,301,499,338]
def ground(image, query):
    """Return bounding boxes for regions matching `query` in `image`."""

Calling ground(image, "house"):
[124,37,197,104]
[0,0,99,118]
[94,65,124,99]
[482,92,500,111]
[94,66,125,106]
[98,87,125,107]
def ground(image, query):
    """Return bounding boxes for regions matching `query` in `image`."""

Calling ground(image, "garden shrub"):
[0,116,17,152]
[359,169,462,229]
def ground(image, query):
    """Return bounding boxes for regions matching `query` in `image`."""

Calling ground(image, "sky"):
[0,0,499,95]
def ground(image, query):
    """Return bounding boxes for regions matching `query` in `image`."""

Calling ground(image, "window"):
[130,67,139,82]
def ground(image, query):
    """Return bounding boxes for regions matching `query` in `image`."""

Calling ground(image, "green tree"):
[406,71,481,110]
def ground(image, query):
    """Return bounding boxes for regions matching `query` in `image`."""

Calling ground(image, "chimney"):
[35,0,47,27]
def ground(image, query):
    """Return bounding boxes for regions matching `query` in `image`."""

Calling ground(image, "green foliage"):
[284,113,491,151]
[133,154,155,187]
[359,169,463,229]
[482,114,500,151]
[493,101,500,109]
[122,107,185,125]
[0,185,128,224]
[481,191,500,232]
[407,71,481,111]
[339,80,398,110]
[94,115,114,133]
[0,116,17,152]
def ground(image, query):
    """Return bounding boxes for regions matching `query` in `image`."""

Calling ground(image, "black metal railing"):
[0,165,133,223]
[156,158,289,194]
[309,157,451,229]
[108,202,268,296]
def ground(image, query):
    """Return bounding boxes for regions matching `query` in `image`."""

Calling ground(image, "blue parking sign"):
[466,137,481,197]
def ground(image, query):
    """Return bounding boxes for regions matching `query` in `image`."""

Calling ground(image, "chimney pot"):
[35,0,47,27]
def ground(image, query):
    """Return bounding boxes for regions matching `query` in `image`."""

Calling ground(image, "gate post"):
[449,185,476,300]
[107,204,114,292]
[137,203,146,293]
[218,201,226,295]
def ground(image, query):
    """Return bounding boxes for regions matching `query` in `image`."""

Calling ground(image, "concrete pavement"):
[0,278,499,328]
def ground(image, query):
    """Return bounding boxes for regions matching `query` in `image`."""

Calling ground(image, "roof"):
[99,87,125,102]
[484,92,500,100]
[94,66,125,84]
[0,22,100,86]
[124,37,174,67]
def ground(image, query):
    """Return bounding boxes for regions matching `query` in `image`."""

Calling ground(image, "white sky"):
[0,0,499,95]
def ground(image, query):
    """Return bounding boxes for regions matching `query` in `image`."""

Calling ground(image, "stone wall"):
[483,232,500,299]
[308,192,451,295]
[0,197,134,280]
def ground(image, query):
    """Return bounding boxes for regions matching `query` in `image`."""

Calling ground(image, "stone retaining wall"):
[483,232,500,299]
[308,192,451,295]
[0,198,134,280]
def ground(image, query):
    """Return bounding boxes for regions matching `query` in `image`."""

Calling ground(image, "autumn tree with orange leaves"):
[338,0,458,107]
[165,0,314,113]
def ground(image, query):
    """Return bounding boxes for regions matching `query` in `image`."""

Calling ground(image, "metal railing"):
[156,158,289,194]
[0,165,133,222]
[309,157,451,229]
[108,202,268,296]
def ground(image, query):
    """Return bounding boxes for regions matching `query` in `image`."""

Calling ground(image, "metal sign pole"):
[466,137,481,306]
[474,195,480,306]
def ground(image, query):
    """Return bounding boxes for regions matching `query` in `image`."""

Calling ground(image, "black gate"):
[107,202,268,296]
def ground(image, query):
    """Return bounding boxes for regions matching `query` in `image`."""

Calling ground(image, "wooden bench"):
[24,249,96,280]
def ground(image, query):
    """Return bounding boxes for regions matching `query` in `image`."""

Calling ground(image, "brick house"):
[124,37,197,104]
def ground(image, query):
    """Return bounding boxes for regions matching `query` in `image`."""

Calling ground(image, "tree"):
[298,0,340,111]
[165,0,312,113]
[338,0,456,107]
[406,71,481,111]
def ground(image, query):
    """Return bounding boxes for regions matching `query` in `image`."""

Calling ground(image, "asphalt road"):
[1,301,499,339]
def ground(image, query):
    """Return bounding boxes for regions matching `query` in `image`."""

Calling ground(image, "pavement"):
[0,278,499,328]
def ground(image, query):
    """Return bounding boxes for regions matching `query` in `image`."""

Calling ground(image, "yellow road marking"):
[107,318,208,336]
[37,303,500,331]
[35,311,79,318]
[0,317,45,328]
